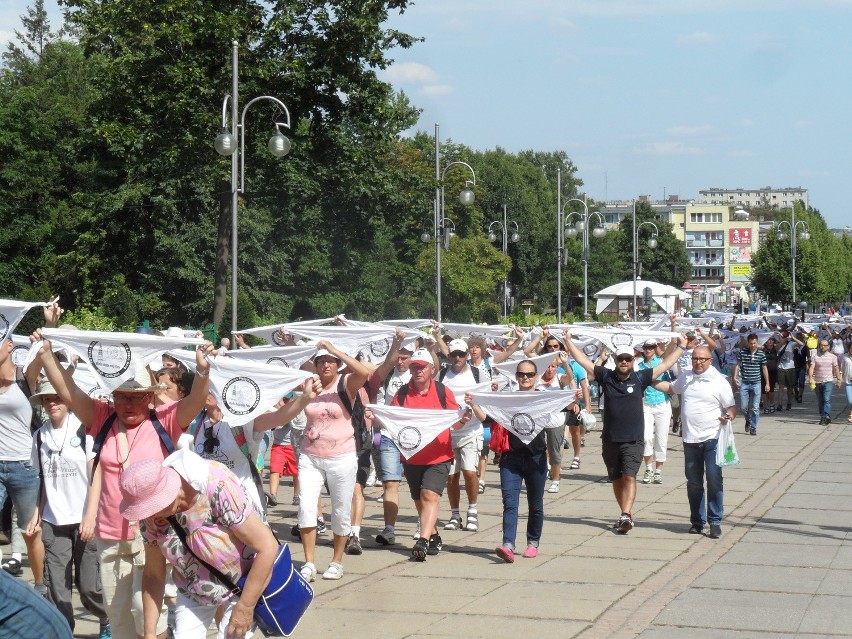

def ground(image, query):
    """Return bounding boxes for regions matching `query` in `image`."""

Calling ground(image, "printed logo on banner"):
[0,313,9,341]
[88,341,132,378]
[266,357,290,368]
[87,385,106,399]
[582,343,599,357]
[271,331,289,346]
[222,377,262,415]
[611,332,633,347]
[511,412,535,436]
[370,338,391,357]
[397,426,422,452]
[10,345,29,367]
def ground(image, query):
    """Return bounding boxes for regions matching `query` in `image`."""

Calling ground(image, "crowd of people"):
[1,301,851,638]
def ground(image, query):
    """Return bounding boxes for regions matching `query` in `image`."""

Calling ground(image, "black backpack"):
[337,375,372,454]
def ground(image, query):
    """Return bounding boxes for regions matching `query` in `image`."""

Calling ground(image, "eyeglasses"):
[449,352,467,358]
[515,371,536,379]
[544,343,561,351]
[691,357,711,363]
[642,345,657,350]
[203,426,220,455]
[616,356,634,363]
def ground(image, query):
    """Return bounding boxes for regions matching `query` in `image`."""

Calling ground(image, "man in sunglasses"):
[652,346,736,539]
[563,330,684,534]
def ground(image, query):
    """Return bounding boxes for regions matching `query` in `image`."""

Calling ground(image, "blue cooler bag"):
[237,543,314,636]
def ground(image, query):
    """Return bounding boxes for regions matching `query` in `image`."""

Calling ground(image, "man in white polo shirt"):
[655,345,736,539]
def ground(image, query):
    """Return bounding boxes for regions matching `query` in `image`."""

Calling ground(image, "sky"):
[3,0,850,229]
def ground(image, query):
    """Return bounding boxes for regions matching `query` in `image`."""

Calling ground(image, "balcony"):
[686,240,707,247]
[708,240,723,247]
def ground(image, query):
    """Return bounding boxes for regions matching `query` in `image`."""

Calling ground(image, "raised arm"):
[562,329,596,376]
[492,326,525,364]
[372,328,407,382]
[523,326,547,357]
[651,336,687,379]
[31,330,96,428]
[316,340,370,401]
[175,342,214,429]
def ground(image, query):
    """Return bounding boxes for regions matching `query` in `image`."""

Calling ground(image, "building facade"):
[698,186,808,210]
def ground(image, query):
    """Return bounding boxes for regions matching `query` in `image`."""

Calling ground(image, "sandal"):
[570,458,581,470]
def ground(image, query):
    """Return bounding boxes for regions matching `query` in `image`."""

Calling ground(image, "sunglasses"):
[203,426,220,455]
[449,352,467,358]
[515,371,536,379]
[544,343,561,350]
[691,357,711,363]
[642,345,656,350]
[616,356,634,363]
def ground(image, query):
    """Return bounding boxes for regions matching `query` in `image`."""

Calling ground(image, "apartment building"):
[698,186,808,210]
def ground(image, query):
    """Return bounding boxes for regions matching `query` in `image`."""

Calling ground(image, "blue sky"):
[4,1,850,228]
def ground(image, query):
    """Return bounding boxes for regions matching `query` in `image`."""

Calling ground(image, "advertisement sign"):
[729,245,752,263]
[730,264,751,280]
[729,228,752,245]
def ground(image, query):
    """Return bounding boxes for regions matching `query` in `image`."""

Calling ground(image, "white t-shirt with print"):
[440,366,484,442]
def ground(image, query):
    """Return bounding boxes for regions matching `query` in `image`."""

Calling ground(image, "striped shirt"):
[737,349,766,383]
[811,351,836,383]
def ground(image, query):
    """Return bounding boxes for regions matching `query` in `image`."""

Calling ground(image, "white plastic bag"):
[716,419,740,467]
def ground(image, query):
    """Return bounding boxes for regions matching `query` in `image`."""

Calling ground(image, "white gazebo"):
[594,280,690,316]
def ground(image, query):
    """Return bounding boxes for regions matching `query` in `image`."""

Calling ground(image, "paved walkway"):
[43,388,852,637]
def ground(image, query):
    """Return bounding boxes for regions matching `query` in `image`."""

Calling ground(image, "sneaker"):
[465,513,478,532]
[344,533,362,555]
[411,538,428,561]
[291,495,300,506]
[412,522,421,540]
[1,558,21,576]
[786,403,792,411]
[775,405,783,412]
[653,472,662,484]
[547,481,560,493]
[444,516,462,530]
[642,469,653,484]
[299,562,317,583]
[615,513,634,534]
[376,493,384,503]
[562,439,570,449]
[291,523,301,538]
[376,526,395,546]
[495,545,515,563]
[427,533,443,555]
[688,524,703,534]
[708,524,722,539]
[745,420,751,433]
[522,545,538,559]
[825,416,832,425]
[316,519,327,534]
[366,472,376,486]
[322,562,344,580]
[570,457,581,470]
[34,582,48,598]
[749,427,757,436]
[98,624,112,639]
[264,491,278,507]
[581,437,586,447]
[478,480,486,494]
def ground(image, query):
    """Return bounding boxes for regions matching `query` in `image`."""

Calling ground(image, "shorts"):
[480,426,491,457]
[402,461,452,501]
[269,444,297,476]
[449,436,482,474]
[778,368,796,389]
[600,439,643,481]
[545,427,565,467]
[766,368,778,390]
[355,449,372,486]
[379,435,403,482]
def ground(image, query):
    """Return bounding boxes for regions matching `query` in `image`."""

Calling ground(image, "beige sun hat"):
[113,368,165,393]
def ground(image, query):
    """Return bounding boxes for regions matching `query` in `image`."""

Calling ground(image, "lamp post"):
[632,201,659,319]
[775,206,810,306]
[556,169,606,321]
[214,41,292,333]
[420,123,475,322]
[487,204,520,318]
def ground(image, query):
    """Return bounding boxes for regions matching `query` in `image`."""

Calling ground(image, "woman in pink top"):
[297,340,369,583]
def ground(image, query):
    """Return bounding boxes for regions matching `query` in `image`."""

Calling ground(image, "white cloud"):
[632,141,702,156]
[677,32,718,46]
[666,124,713,135]
[382,62,439,84]
[420,84,454,96]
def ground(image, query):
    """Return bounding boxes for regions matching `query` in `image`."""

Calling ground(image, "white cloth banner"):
[439,322,513,340]
[469,390,576,445]
[0,299,51,341]
[167,350,313,426]
[10,334,32,368]
[225,345,316,370]
[233,318,343,345]
[279,325,422,360]
[366,404,463,460]
[567,326,680,353]
[491,352,559,379]
[71,361,107,399]
[38,329,205,393]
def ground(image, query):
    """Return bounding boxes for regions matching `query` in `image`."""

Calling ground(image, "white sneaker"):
[299,562,317,583]
[548,481,560,493]
[366,472,376,486]
[322,562,344,580]
[412,522,421,539]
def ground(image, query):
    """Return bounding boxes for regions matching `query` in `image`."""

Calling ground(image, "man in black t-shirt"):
[564,330,684,534]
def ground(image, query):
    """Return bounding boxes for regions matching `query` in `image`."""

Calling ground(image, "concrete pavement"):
[38,387,852,637]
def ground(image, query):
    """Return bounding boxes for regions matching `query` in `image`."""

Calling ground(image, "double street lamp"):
[420,123,475,322]
[775,206,810,306]
[215,41,292,332]
[632,205,659,318]
[487,204,520,317]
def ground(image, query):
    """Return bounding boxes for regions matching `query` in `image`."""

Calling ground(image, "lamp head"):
[592,226,606,238]
[565,227,578,239]
[488,232,498,243]
[799,231,810,241]
[647,237,658,249]
[459,187,475,206]
[214,130,237,156]
[268,132,292,158]
[421,232,431,243]
[510,232,520,243]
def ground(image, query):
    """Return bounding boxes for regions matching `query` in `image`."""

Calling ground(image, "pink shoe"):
[522,546,538,558]
[495,545,515,563]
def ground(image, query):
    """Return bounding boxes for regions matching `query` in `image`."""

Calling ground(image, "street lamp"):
[775,207,810,306]
[556,169,606,320]
[487,204,520,318]
[215,41,292,333]
[632,202,659,319]
[420,123,476,322]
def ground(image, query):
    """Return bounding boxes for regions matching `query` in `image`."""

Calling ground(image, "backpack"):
[90,409,174,482]
[337,375,372,454]
[438,365,480,384]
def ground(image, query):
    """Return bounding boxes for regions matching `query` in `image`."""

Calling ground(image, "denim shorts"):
[0,460,40,528]
[379,435,403,482]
